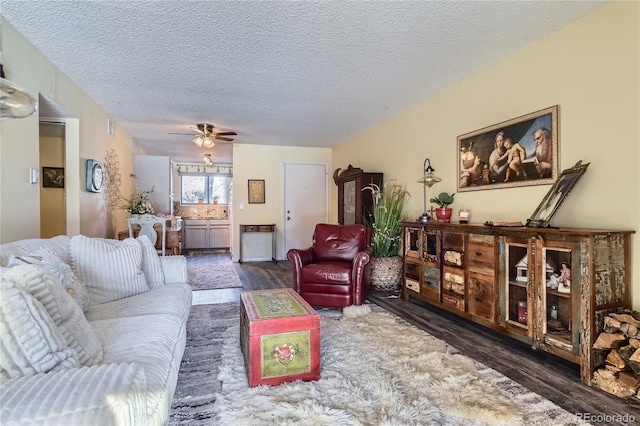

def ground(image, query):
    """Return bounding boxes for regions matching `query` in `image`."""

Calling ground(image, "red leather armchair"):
[286,223,372,308]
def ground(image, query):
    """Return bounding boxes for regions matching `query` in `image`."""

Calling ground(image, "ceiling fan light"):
[193,136,204,147]
[203,136,215,148]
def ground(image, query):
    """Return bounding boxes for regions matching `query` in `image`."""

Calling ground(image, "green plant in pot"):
[363,181,410,291]
[430,192,455,223]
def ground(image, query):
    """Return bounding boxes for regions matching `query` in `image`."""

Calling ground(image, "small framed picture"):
[248,179,265,204]
[526,161,590,228]
[42,167,65,188]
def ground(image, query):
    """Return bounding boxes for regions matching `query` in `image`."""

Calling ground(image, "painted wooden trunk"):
[240,288,321,387]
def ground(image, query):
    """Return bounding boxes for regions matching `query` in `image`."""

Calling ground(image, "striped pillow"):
[0,278,79,383]
[137,235,165,288]
[2,264,103,367]
[70,236,149,306]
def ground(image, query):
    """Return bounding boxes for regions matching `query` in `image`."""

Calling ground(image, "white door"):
[284,163,328,255]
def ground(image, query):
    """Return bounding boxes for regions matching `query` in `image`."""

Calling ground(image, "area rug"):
[187,262,242,291]
[211,305,589,426]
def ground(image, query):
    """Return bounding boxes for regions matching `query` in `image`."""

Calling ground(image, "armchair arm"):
[286,248,316,293]
[350,250,372,305]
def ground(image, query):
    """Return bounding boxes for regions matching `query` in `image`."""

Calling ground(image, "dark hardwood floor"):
[190,252,640,425]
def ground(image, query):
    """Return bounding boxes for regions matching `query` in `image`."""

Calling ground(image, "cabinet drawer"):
[442,266,465,296]
[442,293,465,312]
[405,278,420,293]
[468,234,495,274]
[404,259,420,281]
[467,271,495,323]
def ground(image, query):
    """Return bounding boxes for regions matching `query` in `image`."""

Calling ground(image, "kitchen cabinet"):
[402,221,634,385]
[183,218,230,249]
[334,165,382,225]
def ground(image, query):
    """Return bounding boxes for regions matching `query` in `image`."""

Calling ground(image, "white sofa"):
[0,235,192,425]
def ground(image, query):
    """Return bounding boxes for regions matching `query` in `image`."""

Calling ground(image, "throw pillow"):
[137,235,165,288]
[2,264,103,367]
[70,235,149,306]
[0,277,79,383]
[7,247,89,312]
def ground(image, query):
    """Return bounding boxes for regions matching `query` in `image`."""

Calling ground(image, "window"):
[181,174,232,204]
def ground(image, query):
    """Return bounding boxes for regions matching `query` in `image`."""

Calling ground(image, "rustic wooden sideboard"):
[402,221,634,384]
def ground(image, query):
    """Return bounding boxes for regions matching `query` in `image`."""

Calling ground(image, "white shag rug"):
[213,305,589,425]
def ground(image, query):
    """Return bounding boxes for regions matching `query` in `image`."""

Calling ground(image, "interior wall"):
[332,2,640,308]
[0,17,143,242]
[39,127,66,237]
[232,144,332,261]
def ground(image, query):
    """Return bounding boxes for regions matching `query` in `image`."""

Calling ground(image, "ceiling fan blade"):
[215,136,234,142]
[214,132,237,136]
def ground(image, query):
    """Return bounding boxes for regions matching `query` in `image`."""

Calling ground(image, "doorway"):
[39,121,66,237]
[283,162,328,256]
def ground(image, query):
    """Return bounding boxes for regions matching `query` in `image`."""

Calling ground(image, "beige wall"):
[332,2,640,308]
[1,18,142,242]
[232,144,331,261]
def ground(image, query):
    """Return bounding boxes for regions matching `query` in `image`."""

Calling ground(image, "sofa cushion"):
[2,265,103,367]
[137,235,165,288]
[0,363,148,426]
[7,248,89,312]
[0,278,79,383]
[90,314,187,424]
[85,283,192,323]
[300,262,352,284]
[70,236,148,306]
[0,235,71,267]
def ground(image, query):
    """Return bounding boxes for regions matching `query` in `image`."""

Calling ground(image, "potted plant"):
[213,194,220,205]
[430,192,455,223]
[363,181,410,291]
[121,186,155,216]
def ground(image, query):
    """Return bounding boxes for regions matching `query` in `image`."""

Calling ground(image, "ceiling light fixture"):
[0,64,38,118]
[193,135,216,148]
[203,154,213,166]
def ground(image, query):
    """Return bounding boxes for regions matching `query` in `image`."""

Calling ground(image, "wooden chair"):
[127,214,166,256]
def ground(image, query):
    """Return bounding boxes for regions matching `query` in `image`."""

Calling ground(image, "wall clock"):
[86,159,104,193]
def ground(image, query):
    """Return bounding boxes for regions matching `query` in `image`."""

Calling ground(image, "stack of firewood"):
[592,311,640,398]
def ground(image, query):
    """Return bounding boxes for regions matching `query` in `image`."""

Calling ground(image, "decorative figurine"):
[557,262,571,293]
[546,273,559,290]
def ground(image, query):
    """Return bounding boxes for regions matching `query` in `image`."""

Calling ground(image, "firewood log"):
[618,371,640,391]
[606,349,627,371]
[604,316,622,333]
[593,369,637,398]
[630,338,640,350]
[629,349,640,376]
[610,313,640,328]
[593,332,627,350]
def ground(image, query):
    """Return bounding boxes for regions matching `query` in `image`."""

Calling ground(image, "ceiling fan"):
[169,123,237,148]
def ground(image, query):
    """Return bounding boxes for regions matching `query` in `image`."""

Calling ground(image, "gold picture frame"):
[457,105,559,192]
[248,179,265,204]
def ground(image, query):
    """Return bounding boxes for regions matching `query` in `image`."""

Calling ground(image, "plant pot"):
[368,255,403,291]
[435,207,453,223]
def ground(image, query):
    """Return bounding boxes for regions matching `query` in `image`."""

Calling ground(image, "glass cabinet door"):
[505,238,531,337]
[342,180,356,225]
[541,245,573,347]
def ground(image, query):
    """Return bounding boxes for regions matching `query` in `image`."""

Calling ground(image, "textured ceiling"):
[1,1,607,163]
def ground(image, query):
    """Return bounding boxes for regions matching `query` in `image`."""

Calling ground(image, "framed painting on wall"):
[248,179,265,204]
[42,167,65,188]
[457,105,559,192]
